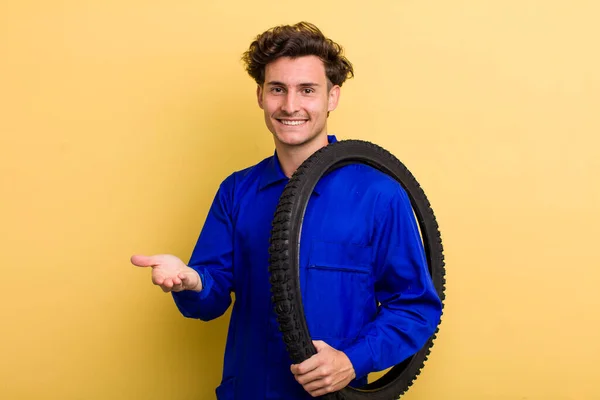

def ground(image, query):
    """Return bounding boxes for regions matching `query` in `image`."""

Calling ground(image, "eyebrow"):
[266,81,321,87]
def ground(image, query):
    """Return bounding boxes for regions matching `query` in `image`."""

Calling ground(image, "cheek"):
[306,103,327,119]
[301,99,321,112]
[264,99,280,115]
[317,97,331,113]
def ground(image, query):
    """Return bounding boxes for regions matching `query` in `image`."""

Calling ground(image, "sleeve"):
[343,186,443,379]
[171,175,235,321]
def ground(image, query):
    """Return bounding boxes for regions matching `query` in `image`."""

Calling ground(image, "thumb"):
[130,254,159,267]
[312,340,330,352]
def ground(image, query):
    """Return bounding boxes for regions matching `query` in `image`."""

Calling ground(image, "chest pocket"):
[302,240,375,340]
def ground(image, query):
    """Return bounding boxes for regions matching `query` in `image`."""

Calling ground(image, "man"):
[131,22,442,399]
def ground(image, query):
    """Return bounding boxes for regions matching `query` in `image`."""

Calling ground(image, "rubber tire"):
[268,140,445,399]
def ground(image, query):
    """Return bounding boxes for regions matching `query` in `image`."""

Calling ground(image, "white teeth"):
[280,120,306,126]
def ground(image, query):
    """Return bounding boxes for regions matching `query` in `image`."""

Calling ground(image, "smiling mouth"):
[277,119,308,126]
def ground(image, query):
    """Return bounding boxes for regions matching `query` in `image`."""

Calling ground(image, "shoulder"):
[327,163,408,201]
[217,156,273,199]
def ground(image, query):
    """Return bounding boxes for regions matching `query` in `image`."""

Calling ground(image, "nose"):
[281,91,300,115]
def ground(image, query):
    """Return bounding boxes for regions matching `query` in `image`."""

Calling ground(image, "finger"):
[178,274,189,289]
[131,255,158,267]
[304,376,341,397]
[181,272,201,291]
[152,272,165,286]
[171,279,184,291]
[295,366,327,385]
[309,383,337,398]
[160,285,171,293]
[160,278,176,293]
[291,354,322,377]
[304,377,331,393]
[312,340,330,352]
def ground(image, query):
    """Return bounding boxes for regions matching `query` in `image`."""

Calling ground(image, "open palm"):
[131,254,201,293]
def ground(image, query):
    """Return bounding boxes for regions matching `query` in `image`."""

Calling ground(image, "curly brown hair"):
[242,22,354,88]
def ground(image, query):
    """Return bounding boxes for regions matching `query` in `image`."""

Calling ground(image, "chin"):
[274,132,313,147]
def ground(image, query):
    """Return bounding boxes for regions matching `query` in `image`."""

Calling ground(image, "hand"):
[290,340,356,397]
[130,254,202,293]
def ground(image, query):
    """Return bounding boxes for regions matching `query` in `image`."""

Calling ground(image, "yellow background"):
[1,1,599,399]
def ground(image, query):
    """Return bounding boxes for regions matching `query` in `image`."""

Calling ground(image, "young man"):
[131,22,442,399]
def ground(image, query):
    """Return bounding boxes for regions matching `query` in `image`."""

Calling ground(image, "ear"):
[327,85,340,112]
[257,84,264,109]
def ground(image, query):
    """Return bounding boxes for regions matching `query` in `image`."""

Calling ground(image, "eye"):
[271,87,284,94]
[302,88,315,94]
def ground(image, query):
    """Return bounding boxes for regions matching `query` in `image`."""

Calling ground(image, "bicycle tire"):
[268,140,445,399]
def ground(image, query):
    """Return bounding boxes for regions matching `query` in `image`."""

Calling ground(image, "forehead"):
[264,55,327,85]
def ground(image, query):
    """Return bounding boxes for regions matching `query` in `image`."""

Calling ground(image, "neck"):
[275,134,329,178]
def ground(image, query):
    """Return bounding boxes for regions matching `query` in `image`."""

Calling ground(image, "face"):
[257,55,340,149]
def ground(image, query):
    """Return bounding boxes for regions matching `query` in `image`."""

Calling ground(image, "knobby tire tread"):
[268,140,446,400]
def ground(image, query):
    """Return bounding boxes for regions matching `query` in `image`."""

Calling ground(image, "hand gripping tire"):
[268,140,445,400]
